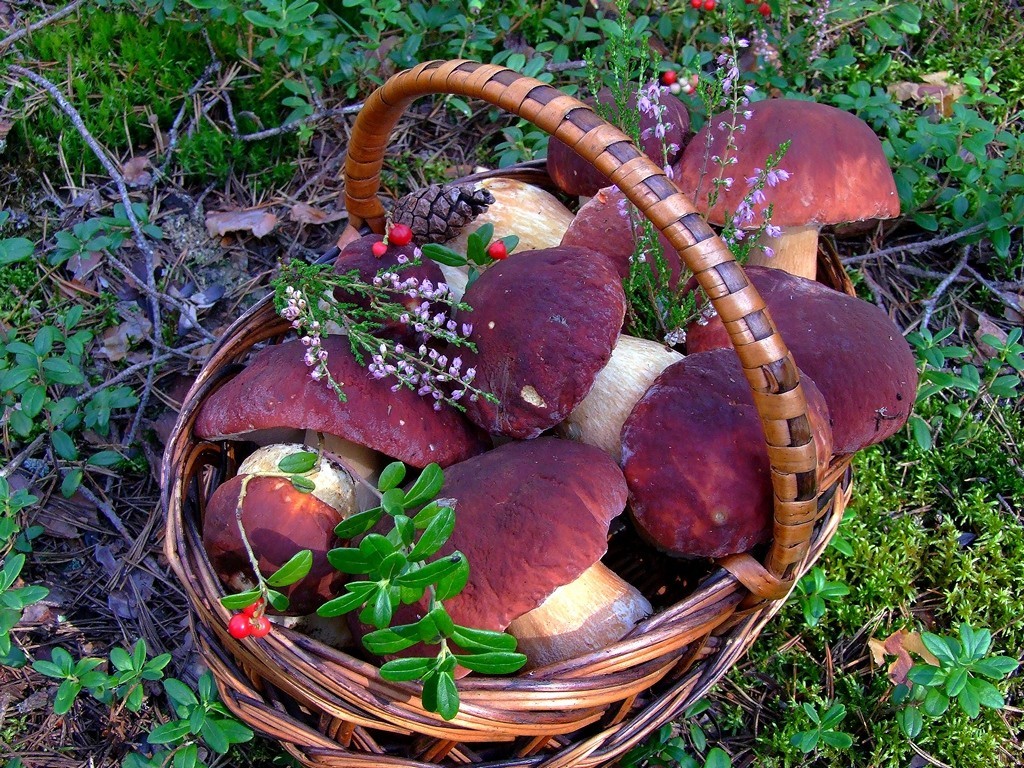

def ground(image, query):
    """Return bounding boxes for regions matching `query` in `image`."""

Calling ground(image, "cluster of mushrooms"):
[195,94,918,671]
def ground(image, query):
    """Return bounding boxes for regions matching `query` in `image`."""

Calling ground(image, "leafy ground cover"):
[0,0,1021,766]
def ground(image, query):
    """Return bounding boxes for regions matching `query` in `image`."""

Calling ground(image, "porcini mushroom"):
[676,99,899,280]
[559,183,685,288]
[563,334,683,462]
[203,444,357,615]
[333,234,448,341]
[685,266,918,454]
[622,349,833,559]
[195,336,488,468]
[456,246,626,439]
[376,438,650,670]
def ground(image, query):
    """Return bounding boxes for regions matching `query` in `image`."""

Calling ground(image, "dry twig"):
[0,0,87,54]
[841,222,987,265]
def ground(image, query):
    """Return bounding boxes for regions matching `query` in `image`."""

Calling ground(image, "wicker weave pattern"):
[161,60,858,767]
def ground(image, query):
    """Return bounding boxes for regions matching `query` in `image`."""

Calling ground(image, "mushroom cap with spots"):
[685,266,918,454]
[622,349,834,559]
[457,246,626,439]
[194,336,489,468]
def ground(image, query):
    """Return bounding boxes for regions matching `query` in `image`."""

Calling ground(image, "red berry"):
[228,613,251,639]
[690,0,701,7]
[660,70,678,86]
[388,223,413,247]
[241,598,264,617]
[249,616,272,638]
[371,241,388,258]
[704,0,716,8]
[759,2,771,14]
[486,240,508,260]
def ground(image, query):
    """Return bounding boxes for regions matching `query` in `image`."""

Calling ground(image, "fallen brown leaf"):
[887,72,965,118]
[205,208,278,238]
[868,629,941,686]
[122,155,153,186]
[289,202,348,226]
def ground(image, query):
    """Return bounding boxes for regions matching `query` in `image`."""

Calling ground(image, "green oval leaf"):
[266,550,313,587]
[335,507,383,539]
[404,464,444,508]
[453,651,527,675]
[379,656,435,682]
[409,506,454,561]
[277,450,317,474]
[290,475,316,493]
[377,462,407,492]
[394,552,465,589]
[219,589,263,611]
[421,243,467,267]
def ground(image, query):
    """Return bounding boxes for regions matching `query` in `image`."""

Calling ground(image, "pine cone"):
[391,183,495,244]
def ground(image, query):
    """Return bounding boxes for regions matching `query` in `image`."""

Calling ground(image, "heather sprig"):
[586,0,697,344]
[693,31,791,263]
[274,258,494,411]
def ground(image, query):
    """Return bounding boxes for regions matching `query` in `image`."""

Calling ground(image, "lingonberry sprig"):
[219,449,322,639]
[318,461,526,720]
[419,221,518,289]
[274,253,495,411]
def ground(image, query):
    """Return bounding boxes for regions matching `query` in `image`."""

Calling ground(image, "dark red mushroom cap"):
[685,266,918,454]
[458,247,626,438]
[333,234,447,340]
[676,98,898,228]
[194,337,488,467]
[203,474,344,615]
[560,184,684,288]
[622,349,833,559]
[410,437,628,633]
[548,87,691,197]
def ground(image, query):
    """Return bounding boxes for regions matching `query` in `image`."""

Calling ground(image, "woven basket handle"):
[344,60,819,595]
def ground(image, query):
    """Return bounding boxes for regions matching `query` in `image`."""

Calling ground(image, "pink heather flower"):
[763,246,776,258]
[765,224,783,239]
[766,169,791,186]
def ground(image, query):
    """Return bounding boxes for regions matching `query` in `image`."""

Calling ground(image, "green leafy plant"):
[907,326,1024,451]
[0,304,140,496]
[420,222,518,288]
[32,638,172,715]
[893,623,1019,739]
[0,477,49,668]
[621,700,732,768]
[125,671,255,768]
[318,461,527,719]
[794,567,851,628]
[789,700,854,753]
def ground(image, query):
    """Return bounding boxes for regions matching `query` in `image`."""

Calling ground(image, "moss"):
[7,10,297,185]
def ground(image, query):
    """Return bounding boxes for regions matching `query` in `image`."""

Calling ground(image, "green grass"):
[8,10,296,186]
[717,405,1024,767]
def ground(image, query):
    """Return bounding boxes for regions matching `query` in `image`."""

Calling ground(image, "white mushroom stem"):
[237,443,358,516]
[306,430,382,511]
[506,561,652,670]
[745,224,819,280]
[565,335,684,462]
[443,178,575,255]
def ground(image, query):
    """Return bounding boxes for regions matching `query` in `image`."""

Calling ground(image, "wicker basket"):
[162,60,857,768]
